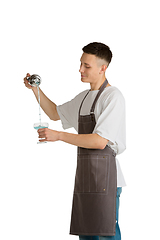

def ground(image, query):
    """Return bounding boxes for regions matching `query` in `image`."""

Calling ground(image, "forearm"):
[32,87,60,121]
[59,132,108,149]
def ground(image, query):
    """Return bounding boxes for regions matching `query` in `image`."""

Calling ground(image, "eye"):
[85,66,90,69]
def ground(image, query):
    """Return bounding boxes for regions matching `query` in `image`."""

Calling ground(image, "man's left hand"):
[37,128,59,142]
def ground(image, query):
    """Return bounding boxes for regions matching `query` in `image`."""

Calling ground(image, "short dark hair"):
[82,42,113,65]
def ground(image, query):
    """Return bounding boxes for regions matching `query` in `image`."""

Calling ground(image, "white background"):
[0,0,160,239]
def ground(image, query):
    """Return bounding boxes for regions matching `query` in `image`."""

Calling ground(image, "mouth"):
[81,75,86,78]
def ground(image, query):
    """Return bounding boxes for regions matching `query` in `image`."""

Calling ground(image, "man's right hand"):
[23,73,36,89]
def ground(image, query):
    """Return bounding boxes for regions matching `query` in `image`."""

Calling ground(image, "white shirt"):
[57,86,126,187]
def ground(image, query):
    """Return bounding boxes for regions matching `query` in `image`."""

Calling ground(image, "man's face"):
[79,53,104,84]
[79,53,100,83]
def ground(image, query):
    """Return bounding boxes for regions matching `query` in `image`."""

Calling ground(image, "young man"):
[24,42,126,240]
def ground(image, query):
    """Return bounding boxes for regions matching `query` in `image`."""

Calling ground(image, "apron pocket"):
[74,155,110,194]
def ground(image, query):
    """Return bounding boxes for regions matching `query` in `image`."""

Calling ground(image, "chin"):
[81,77,89,83]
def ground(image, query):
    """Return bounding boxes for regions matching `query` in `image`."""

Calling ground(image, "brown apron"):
[70,79,117,236]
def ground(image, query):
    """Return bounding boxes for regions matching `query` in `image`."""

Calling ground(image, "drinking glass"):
[33,122,49,144]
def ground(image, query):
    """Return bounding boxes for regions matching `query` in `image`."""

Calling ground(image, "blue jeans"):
[79,187,122,240]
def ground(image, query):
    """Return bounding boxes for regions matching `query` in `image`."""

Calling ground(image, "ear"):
[99,64,107,74]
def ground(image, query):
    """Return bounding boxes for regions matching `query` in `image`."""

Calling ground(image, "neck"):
[90,77,110,91]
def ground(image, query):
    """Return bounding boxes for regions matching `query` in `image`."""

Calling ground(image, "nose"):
[79,63,84,73]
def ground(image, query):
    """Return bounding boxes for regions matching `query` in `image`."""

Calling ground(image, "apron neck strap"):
[90,78,108,114]
[78,79,108,116]
[78,90,90,116]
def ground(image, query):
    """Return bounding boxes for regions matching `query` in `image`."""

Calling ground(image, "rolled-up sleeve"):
[56,104,73,130]
[93,91,125,153]
[56,90,88,131]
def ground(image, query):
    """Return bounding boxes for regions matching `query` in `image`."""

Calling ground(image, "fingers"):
[23,73,32,89]
[26,73,30,77]
[38,128,47,138]
[37,128,59,142]
[38,128,48,141]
